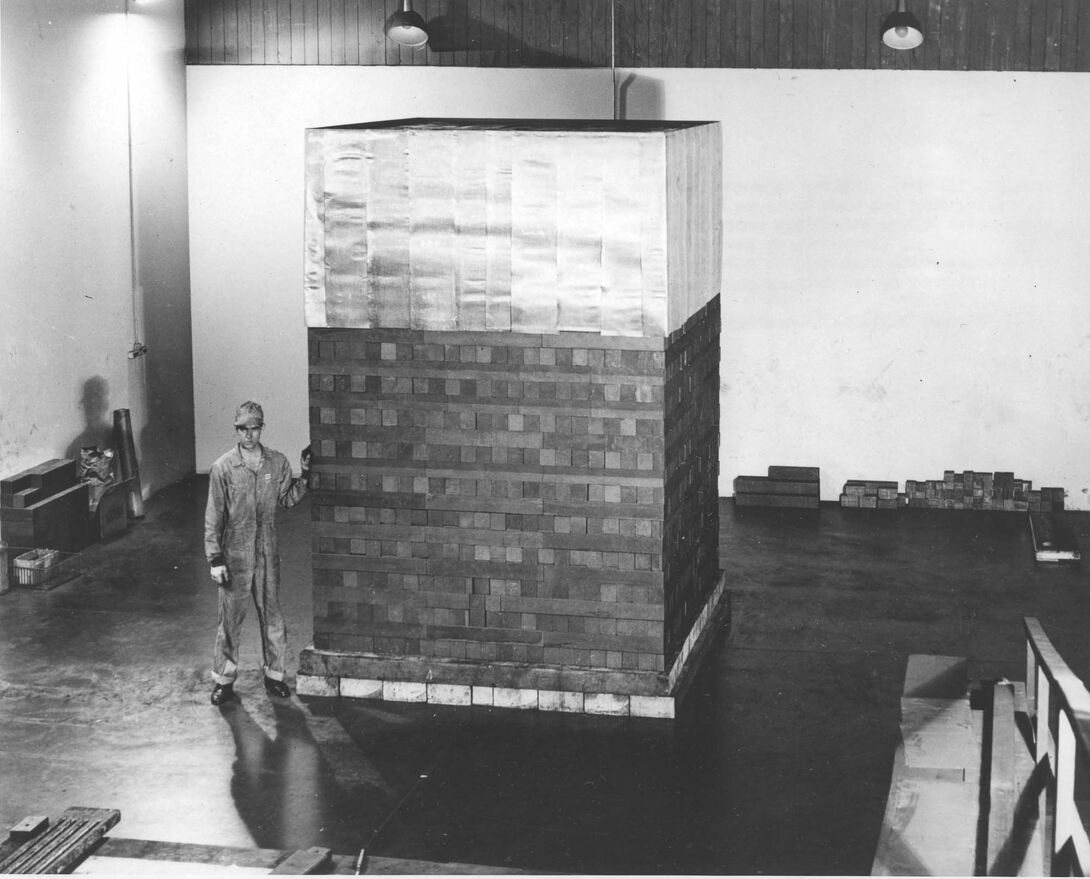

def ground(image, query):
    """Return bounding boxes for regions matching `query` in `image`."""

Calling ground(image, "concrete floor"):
[2,478,1090,874]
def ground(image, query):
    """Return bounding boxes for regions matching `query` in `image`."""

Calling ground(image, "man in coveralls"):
[205,401,311,706]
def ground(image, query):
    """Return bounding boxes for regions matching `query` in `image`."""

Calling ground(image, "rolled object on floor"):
[112,408,145,518]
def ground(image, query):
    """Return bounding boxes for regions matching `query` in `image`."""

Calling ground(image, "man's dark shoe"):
[210,683,234,706]
[264,677,290,698]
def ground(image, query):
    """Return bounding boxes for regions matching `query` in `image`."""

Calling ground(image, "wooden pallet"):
[0,807,119,874]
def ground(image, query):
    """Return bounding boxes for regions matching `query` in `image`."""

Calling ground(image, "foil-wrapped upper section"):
[304,119,722,338]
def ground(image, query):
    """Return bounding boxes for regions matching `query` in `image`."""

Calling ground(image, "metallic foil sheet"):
[304,120,722,338]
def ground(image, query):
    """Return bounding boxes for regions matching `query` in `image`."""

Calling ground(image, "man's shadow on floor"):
[218,696,370,853]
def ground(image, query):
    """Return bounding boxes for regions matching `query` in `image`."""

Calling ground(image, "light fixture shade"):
[385,0,429,48]
[881,1,923,50]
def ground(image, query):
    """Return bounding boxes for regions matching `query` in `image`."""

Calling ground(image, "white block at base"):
[631,695,675,719]
[493,687,538,710]
[340,677,383,700]
[585,693,630,716]
[383,681,427,702]
[295,674,340,698]
[471,686,494,706]
[428,683,472,706]
[538,690,585,713]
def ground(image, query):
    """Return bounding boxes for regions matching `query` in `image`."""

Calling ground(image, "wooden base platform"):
[298,573,729,720]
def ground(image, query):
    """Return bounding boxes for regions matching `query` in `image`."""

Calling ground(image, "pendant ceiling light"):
[385,0,429,48]
[881,0,923,50]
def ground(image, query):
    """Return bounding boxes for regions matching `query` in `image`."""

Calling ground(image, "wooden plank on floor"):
[872,655,981,876]
[84,836,529,874]
[271,846,331,874]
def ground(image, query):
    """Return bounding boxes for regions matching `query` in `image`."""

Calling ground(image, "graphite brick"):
[616,617,662,637]
[733,476,820,496]
[543,532,659,554]
[310,423,427,444]
[21,459,78,498]
[541,630,662,654]
[313,617,427,639]
[425,624,543,645]
[0,473,36,506]
[312,554,428,575]
[424,496,544,515]
[542,502,657,524]
[425,558,543,580]
[422,526,538,548]
[500,595,663,621]
[10,487,43,508]
[313,521,416,539]
[423,592,471,611]
[541,332,664,353]
[543,565,662,588]
[422,330,545,349]
[424,429,544,450]
[733,493,820,509]
[603,434,665,453]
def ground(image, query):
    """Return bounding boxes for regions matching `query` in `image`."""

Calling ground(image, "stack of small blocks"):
[839,480,903,509]
[904,471,1064,512]
[732,466,820,510]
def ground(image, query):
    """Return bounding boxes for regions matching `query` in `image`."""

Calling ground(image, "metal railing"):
[1024,616,1090,874]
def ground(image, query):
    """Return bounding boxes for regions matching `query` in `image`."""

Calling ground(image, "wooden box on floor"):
[92,481,130,540]
[0,459,92,553]
[298,119,728,717]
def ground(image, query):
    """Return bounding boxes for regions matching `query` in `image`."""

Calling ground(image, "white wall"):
[0,0,193,496]
[186,66,613,472]
[187,65,1090,510]
[622,68,1090,508]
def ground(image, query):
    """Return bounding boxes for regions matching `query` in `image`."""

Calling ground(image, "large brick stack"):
[297,119,726,717]
[308,328,672,672]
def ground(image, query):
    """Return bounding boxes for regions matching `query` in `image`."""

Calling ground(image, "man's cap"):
[234,401,264,426]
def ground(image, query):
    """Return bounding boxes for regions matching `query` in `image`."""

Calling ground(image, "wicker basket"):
[14,549,61,587]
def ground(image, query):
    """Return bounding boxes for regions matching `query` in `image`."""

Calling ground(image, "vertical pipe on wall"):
[125,0,143,356]
[611,0,618,119]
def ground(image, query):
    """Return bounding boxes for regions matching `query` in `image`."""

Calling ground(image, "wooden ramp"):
[872,656,1048,876]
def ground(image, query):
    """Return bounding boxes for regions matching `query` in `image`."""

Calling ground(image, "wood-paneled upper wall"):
[185,0,1090,71]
